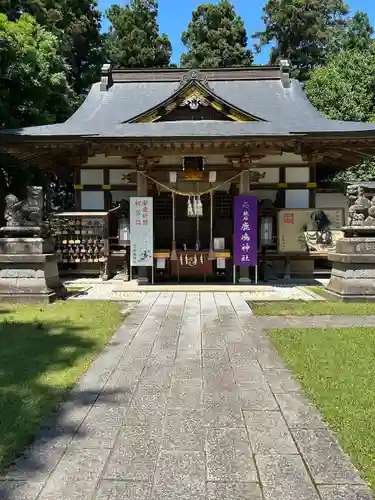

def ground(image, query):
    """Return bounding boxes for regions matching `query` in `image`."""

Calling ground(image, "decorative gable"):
[156,89,232,122]
[127,70,265,124]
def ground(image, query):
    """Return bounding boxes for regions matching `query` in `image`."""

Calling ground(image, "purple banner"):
[234,196,258,266]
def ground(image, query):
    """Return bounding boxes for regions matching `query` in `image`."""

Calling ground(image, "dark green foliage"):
[306,42,375,182]
[328,159,375,184]
[105,0,171,68]
[181,0,253,68]
[0,13,75,129]
[326,11,374,56]
[0,12,80,217]
[1,0,104,96]
[253,0,373,81]
[0,1,104,203]
[306,43,375,122]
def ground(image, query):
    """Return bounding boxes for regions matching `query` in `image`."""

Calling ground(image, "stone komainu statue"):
[4,186,43,227]
[311,209,330,231]
[346,184,375,226]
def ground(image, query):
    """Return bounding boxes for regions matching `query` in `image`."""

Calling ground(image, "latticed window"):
[154,193,173,219]
[214,192,233,218]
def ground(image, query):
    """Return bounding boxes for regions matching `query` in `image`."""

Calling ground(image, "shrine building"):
[2,62,375,283]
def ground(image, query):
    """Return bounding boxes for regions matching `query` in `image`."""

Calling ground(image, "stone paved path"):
[0,292,372,500]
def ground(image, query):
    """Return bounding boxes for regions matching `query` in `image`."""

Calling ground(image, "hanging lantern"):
[209,171,217,183]
[169,171,177,184]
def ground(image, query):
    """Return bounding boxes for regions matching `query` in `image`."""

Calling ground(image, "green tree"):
[253,0,351,80]
[326,10,374,56]
[1,0,104,96]
[0,13,75,222]
[181,0,253,68]
[105,0,171,68]
[54,0,104,95]
[306,43,375,122]
[0,13,75,129]
[327,158,375,184]
[344,11,373,50]
[306,42,375,182]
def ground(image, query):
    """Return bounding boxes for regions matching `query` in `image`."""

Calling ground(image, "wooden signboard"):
[278,208,344,253]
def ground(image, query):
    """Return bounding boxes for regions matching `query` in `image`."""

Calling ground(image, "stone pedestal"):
[0,227,66,304]
[326,227,375,300]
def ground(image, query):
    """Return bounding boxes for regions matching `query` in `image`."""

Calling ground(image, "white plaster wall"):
[81,191,105,210]
[80,169,104,185]
[255,168,279,184]
[285,189,309,208]
[85,154,134,166]
[285,167,310,183]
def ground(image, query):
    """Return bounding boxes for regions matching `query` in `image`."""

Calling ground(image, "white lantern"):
[209,171,217,183]
[169,171,177,184]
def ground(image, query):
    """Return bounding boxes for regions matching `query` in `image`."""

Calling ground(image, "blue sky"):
[98,0,375,65]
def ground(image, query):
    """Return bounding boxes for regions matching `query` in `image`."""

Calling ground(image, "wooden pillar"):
[240,169,250,195]
[137,170,148,197]
[277,166,289,279]
[73,166,81,210]
[103,167,111,210]
[309,163,317,208]
[276,166,287,208]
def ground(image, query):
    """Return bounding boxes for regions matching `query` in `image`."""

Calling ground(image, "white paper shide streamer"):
[187,195,203,217]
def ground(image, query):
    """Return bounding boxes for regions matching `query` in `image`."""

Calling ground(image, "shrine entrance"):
[153,190,235,283]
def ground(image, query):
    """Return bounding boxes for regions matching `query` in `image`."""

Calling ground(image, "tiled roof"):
[2,66,375,139]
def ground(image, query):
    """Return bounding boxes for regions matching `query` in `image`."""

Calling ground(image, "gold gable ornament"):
[180,91,208,111]
[183,170,204,181]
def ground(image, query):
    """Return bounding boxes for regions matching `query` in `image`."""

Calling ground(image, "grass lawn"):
[65,285,90,292]
[252,300,375,316]
[0,301,123,471]
[305,286,329,298]
[268,326,375,493]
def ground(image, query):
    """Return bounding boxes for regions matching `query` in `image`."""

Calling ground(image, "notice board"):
[278,208,344,253]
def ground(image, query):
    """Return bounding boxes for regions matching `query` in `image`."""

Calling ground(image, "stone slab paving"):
[66,284,145,302]
[0,292,373,500]
[64,275,326,301]
[242,285,325,301]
